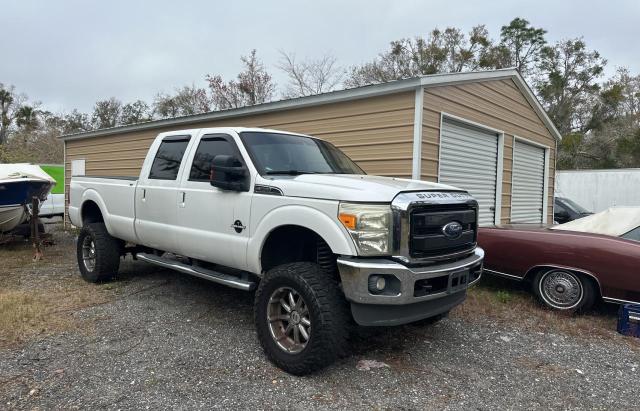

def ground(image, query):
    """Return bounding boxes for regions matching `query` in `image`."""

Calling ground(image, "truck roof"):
[157,127,318,140]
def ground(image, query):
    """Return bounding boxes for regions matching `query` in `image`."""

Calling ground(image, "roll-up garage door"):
[439,119,499,226]
[511,140,546,223]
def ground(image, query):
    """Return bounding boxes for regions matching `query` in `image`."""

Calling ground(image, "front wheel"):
[254,262,350,375]
[532,269,596,312]
[76,223,121,283]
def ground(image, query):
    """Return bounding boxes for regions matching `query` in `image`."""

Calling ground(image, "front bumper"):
[337,248,484,326]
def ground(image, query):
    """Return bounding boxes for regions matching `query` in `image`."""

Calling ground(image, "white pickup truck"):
[69,127,483,374]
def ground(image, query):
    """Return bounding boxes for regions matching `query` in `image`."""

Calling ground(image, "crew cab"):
[69,127,484,375]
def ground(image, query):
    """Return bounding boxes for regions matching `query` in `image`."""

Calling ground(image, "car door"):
[175,132,252,270]
[134,134,191,253]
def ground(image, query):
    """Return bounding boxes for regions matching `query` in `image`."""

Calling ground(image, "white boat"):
[0,164,56,233]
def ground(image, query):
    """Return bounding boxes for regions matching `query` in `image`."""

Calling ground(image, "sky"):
[2,0,639,113]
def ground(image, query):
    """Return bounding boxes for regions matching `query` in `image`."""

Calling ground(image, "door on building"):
[511,139,546,223]
[439,118,500,226]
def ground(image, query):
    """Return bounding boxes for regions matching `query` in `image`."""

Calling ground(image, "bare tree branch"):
[277,51,344,98]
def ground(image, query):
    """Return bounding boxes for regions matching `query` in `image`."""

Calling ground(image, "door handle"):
[179,191,186,208]
[142,188,146,201]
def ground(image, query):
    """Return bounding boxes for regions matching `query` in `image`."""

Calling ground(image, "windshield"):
[559,197,590,215]
[239,132,365,176]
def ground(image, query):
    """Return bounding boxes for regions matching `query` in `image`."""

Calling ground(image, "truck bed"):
[69,175,138,243]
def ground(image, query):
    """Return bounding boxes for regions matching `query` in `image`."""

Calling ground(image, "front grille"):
[409,204,477,259]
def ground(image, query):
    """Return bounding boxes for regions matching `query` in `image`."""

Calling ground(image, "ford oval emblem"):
[442,221,463,239]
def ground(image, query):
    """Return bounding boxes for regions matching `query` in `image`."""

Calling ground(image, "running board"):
[136,253,256,291]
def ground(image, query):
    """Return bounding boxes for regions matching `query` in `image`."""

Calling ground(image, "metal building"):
[556,168,640,212]
[60,68,561,225]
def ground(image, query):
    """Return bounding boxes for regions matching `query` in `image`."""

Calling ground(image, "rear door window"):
[148,136,190,180]
[189,135,239,181]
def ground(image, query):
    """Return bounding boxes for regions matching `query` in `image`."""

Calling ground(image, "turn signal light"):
[338,213,357,230]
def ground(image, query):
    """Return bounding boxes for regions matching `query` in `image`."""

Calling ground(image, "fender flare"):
[248,204,357,274]
[78,189,115,233]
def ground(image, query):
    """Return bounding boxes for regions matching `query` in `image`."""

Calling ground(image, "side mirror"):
[210,155,248,191]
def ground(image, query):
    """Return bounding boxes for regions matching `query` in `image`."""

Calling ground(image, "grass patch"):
[453,275,632,344]
[494,290,512,304]
[0,291,69,347]
[0,226,117,348]
[0,280,115,349]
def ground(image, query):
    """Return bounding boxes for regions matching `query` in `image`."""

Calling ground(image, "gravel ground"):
[1,228,639,410]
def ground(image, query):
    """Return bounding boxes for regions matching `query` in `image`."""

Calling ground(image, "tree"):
[277,51,344,97]
[15,104,41,132]
[206,49,275,109]
[121,100,152,125]
[172,85,210,115]
[345,25,495,87]
[0,83,26,145]
[608,67,640,126]
[0,110,65,164]
[63,109,92,134]
[237,49,275,106]
[153,85,210,119]
[499,18,547,74]
[91,97,122,129]
[535,38,606,136]
[617,128,640,167]
[554,66,640,170]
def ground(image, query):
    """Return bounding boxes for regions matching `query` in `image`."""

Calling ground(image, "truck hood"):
[259,174,463,202]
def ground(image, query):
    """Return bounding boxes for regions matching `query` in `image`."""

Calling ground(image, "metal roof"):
[59,68,562,142]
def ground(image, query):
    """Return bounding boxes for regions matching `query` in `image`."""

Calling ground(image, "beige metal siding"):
[65,92,415,208]
[422,79,556,224]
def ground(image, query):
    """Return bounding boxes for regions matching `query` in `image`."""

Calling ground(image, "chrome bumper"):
[337,248,484,306]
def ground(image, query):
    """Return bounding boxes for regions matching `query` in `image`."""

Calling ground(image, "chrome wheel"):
[538,270,583,310]
[267,287,311,354]
[81,236,96,271]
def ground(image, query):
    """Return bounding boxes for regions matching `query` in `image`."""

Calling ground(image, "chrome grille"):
[409,204,477,259]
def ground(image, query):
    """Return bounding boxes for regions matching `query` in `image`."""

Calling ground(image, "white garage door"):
[512,140,546,223]
[439,119,499,226]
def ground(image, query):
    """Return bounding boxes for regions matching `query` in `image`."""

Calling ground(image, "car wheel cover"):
[539,270,583,309]
[81,235,96,272]
[267,287,311,354]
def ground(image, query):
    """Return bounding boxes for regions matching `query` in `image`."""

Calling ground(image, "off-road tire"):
[77,223,120,283]
[254,262,350,375]
[532,268,596,313]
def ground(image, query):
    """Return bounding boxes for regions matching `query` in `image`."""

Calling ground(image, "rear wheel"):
[533,269,596,312]
[77,223,120,282]
[254,262,349,375]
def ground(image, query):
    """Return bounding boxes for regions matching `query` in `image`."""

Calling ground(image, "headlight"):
[338,202,392,256]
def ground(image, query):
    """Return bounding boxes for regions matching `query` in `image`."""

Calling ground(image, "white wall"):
[556,169,640,213]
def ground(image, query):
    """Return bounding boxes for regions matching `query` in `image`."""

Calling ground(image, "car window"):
[189,135,238,181]
[554,202,567,215]
[148,136,190,180]
[560,197,589,214]
[622,226,640,242]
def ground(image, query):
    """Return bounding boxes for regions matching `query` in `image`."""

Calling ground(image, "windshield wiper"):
[264,170,321,175]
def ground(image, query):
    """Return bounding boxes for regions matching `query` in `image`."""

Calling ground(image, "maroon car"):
[478,208,640,311]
